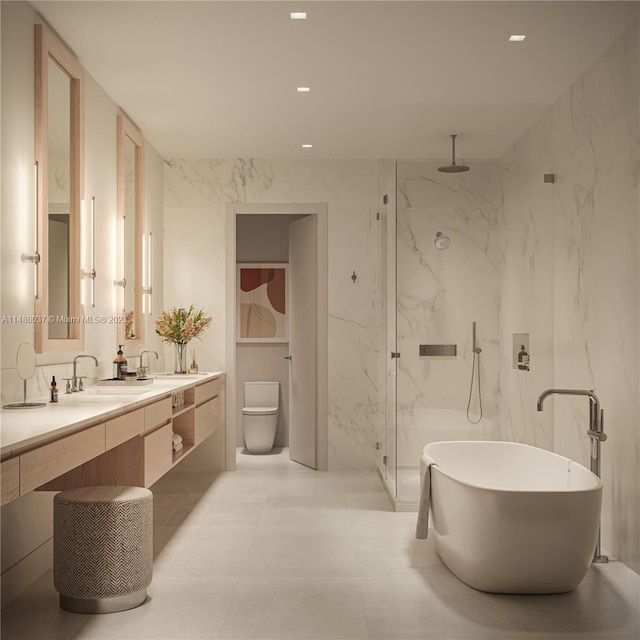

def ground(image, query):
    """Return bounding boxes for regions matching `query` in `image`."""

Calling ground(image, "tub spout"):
[536,387,608,563]
[536,388,602,434]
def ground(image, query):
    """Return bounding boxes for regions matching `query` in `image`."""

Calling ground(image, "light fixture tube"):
[21,161,41,298]
[80,196,97,307]
[142,232,153,315]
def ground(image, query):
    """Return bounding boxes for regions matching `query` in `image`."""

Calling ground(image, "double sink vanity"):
[0,372,226,506]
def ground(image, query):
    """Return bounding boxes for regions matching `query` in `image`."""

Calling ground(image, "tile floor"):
[2,447,639,639]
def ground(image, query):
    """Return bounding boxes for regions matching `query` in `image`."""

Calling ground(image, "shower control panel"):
[419,344,457,357]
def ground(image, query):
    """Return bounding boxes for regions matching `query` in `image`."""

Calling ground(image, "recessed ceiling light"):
[302,144,313,148]
[297,87,311,93]
[509,35,526,42]
[290,12,307,20]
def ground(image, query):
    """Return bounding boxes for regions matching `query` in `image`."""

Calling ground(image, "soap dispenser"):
[113,345,127,379]
[518,345,530,371]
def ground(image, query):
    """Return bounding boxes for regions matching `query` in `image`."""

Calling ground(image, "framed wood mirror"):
[116,114,144,346]
[34,24,84,353]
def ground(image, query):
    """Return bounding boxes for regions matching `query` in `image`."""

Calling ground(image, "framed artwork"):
[237,263,288,342]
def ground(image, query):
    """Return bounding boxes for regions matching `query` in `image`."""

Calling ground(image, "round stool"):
[54,486,153,614]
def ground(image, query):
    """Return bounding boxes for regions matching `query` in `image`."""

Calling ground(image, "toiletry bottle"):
[188,348,198,374]
[50,376,58,403]
[518,345,529,370]
[113,345,127,379]
[120,350,128,377]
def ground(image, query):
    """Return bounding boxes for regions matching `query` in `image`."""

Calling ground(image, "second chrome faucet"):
[71,354,98,392]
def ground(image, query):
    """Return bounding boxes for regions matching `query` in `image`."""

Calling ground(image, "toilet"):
[242,381,279,454]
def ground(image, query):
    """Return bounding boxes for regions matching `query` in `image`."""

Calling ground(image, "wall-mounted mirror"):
[116,114,144,346]
[34,24,84,353]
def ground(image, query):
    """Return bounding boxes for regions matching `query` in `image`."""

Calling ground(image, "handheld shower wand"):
[467,321,483,424]
[472,321,482,354]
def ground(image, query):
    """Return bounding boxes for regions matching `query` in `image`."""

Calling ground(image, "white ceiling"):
[29,1,639,160]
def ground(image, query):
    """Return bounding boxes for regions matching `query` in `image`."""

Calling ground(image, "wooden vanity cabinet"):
[1,458,20,506]
[4,374,225,500]
[195,397,220,445]
[20,424,106,494]
[143,423,173,487]
[105,407,144,449]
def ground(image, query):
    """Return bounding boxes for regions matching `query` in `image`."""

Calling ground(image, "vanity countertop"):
[1,371,224,457]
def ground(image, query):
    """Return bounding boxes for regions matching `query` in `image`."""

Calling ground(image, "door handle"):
[284,355,292,360]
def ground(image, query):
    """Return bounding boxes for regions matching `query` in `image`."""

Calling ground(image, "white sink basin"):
[87,386,152,395]
[154,372,208,378]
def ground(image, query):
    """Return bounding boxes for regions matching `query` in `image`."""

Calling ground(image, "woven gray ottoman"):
[54,486,153,614]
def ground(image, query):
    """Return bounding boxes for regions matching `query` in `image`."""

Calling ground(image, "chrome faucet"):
[536,388,607,444]
[536,387,608,563]
[139,350,159,377]
[72,354,99,392]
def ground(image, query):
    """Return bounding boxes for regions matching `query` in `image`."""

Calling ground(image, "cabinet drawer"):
[1,457,20,506]
[106,407,145,449]
[194,396,220,445]
[144,397,172,433]
[143,423,172,487]
[194,377,222,405]
[20,424,106,494]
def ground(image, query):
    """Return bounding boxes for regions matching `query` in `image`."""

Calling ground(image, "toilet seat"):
[242,406,277,416]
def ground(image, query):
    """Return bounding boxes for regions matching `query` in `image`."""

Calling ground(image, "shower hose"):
[466,349,483,424]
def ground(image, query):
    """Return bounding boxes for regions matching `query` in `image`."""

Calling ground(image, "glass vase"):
[174,342,188,374]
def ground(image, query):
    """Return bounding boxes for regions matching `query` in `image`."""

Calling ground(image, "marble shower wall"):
[163,159,384,470]
[500,19,640,572]
[395,162,504,467]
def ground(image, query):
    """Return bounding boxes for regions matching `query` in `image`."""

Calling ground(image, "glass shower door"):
[378,161,397,498]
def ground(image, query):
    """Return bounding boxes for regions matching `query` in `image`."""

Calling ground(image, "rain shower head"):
[438,134,470,173]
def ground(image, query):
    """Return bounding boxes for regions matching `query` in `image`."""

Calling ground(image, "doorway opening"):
[225,203,328,471]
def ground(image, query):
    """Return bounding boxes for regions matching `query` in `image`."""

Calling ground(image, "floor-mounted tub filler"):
[416,440,602,594]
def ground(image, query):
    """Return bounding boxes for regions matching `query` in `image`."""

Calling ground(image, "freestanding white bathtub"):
[420,440,602,594]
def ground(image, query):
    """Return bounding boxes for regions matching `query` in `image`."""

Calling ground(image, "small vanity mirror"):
[16,342,37,380]
[34,24,84,353]
[3,343,46,409]
[117,114,144,346]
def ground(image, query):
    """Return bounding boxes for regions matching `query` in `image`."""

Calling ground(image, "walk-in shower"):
[381,160,499,509]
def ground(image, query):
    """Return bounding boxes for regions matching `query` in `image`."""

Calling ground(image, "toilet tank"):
[244,381,279,408]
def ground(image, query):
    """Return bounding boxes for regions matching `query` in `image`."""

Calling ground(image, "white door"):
[288,215,317,469]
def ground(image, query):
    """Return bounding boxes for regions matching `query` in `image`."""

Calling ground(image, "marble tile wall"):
[499,19,640,572]
[163,159,385,471]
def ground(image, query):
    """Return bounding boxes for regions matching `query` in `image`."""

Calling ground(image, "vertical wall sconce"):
[21,161,41,299]
[142,231,153,315]
[81,196,96,307]
[113,215,126,289]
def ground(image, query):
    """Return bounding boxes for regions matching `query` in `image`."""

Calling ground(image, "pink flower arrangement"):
[155,306,212,345]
